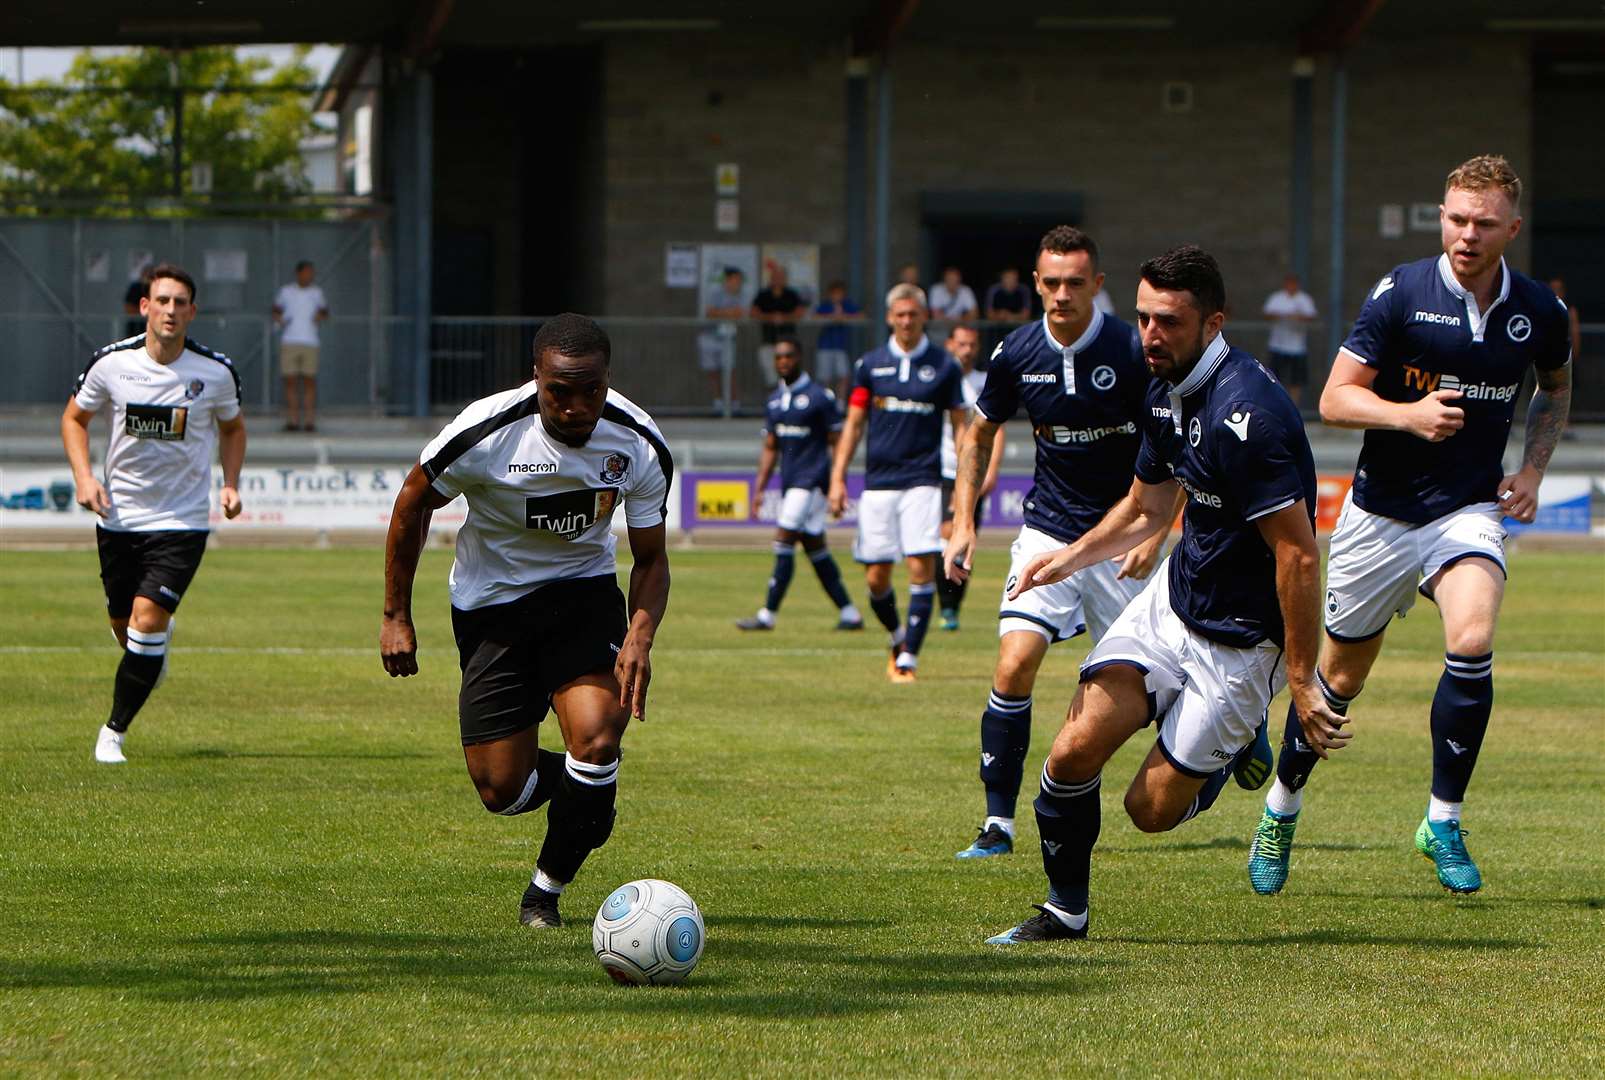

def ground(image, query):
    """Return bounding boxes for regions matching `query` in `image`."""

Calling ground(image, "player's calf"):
[95,625,169,762]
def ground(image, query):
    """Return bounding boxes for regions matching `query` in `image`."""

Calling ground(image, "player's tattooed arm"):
[943,416,998,583]
[1257,501,1350,758]
[619,523,670,720]
[1502,362,1571,523]
[380,464,450,677]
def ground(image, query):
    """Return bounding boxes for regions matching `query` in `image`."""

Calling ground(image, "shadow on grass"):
[1301,890,1605,910]
[1101,928,1533,949]
[175,747,429,761]
[0,927,1121,1017]
[1102,837,1375,854]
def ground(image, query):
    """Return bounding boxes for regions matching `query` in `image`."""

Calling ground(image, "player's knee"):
[475,778,524,814]
[1444,621,1496,658]
[993,647,1043,695]
[565,733,621,767]
[1123,791,1172,834]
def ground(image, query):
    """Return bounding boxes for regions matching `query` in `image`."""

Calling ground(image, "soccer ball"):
[592,878,704,985]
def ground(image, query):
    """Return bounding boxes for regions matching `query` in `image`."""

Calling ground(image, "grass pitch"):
[2,543,1602,1076]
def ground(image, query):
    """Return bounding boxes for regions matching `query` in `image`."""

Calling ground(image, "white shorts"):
[777,487,828,535]
[1082,562,1287,777]
[997,526,1146,643]
[854,486,943,564]
[815,348,850,382]
[1323,490,1507,642]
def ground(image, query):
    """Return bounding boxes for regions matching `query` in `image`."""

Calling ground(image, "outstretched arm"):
[1500,362,1571,523]
[1008,475,1180,598]
[1257,501,1348,758]
[828,405,866,517]
[380,464,451,677]
[618,523,671,720]
[61,400,109,517]
[943,416,999,582]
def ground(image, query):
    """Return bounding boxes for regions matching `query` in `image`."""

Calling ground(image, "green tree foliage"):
[0,46,319,213]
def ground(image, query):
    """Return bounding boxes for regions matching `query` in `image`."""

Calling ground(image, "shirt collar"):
[888,334,930,382]
[1436,253,1510,340]
[1040,307,1103,355]
[1173,333,1230,400]
[778,372,811,409]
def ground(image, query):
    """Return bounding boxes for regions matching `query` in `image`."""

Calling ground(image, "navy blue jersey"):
[849,337,965,489]
[1135,337,1318,648]
[976,311,1151,543]
[1341,255,1571,524]
[763,374,842,490]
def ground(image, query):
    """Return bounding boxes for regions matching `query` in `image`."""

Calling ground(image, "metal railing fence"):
[5,314,1603,421]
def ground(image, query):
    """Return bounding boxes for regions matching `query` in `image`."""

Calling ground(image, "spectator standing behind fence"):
[272,260,329,432]
[1261,273,1318,407]
[1093,286,1116,316]
[813,279,863,401]
[1548,277,1582,364]
[751,264,806,391]
[122,263,154,339]
[700,267,748,412]
[896,263,921,288]
[984,267,1033,324]
[930,267,979,323]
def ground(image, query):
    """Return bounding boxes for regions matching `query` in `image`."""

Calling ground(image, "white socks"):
[1265,779,1303,817]
[984,816,1015,838]
[1043,901,1088,928]
[532,868,565,895]
[1427,795,1463,823]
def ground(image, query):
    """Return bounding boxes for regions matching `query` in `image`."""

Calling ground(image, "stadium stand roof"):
[4,1,1602,51]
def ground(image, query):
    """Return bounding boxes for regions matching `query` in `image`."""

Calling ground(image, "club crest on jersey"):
[599,453,630,485]
[1506,314,1532,342]
[183,378,205,400]
[1326,589,1340,616]
[125,403,188,441]
[1090,365,1116,391]
[1187,416,1202,447]
[917,364,937,383]
[793,394,809,409]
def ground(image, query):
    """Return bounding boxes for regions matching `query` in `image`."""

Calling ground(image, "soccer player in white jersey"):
[1247,155,1573,896]
[380,314,673,929]
[63,263,247,764]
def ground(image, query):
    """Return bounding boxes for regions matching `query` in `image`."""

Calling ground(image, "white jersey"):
[941,369,986,480]
[274,283,328,347]
[72,336,243,532]
[1263,288,1317,355]
[422,382,673,611]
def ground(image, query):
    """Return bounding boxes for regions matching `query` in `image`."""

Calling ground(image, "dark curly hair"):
[533,313,611,369]
[1037,225,1099,271]
[1138,245,1225,316]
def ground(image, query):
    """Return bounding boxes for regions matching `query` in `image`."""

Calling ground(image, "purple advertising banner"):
[680,470,1036,530]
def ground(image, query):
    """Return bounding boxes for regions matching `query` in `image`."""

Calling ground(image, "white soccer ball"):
[592,878,705,985]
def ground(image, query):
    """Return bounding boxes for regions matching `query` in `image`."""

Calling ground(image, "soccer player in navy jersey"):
[985,246,1341,943]
[829,284,969,683]
[944,227,1173,859]
[736,337,863,631]
[1247,155,1573,896]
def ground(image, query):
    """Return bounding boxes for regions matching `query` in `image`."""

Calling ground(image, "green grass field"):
[2,543,1602,1076]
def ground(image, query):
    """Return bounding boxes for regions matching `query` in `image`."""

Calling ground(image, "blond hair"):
[1445,154,1522,208]
[885,282,927,310]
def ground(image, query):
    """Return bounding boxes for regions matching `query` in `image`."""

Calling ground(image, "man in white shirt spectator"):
[272,260,330,432]
[929,266,979,323]
[1261,272,1318,406]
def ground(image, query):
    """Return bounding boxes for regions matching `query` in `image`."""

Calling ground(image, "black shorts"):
[940,479,987,527]
[1267,350,1308,386]
[96,526,209,618]
[451,574,627,746]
